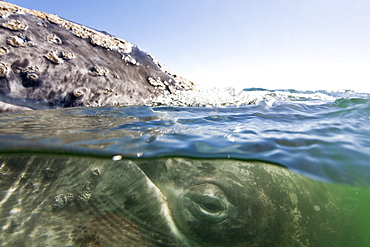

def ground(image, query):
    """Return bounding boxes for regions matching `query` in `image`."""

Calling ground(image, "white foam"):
[150,87,337,107]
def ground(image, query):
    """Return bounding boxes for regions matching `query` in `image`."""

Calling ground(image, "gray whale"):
[0,154,368,246]
[0,2,195,112]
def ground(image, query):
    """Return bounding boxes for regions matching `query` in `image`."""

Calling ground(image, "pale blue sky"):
[8,0,370,91]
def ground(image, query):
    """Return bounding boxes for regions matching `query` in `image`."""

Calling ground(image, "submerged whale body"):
[0,154,367,246]
[0,2,195,112]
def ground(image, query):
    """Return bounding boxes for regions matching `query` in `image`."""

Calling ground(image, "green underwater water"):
[0,153,369,246]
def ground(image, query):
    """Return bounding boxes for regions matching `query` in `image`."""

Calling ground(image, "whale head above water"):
[0,2,195,112]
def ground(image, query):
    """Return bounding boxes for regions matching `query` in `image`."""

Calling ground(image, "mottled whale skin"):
[137,158,366,247]
[0,154,367,246]
[0,2,194,112]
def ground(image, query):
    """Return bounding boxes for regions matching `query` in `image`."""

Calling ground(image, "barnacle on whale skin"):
[22,66,39,73]
[123,54,138,65]
[0,46,8,55]
[91,168,101,177]
[45,50,64,64]
[0,63,9,77]
[45,50,74,64]
[52,193,74,209]
[73,87,88,98]
[89,66,108,76]
[26,73,38,81]
[6,35,34,47]
[61,51,74,60]
[45,33,62,44]
[148,77,166,89]
[1,19,28,31]
[75,181,94,210]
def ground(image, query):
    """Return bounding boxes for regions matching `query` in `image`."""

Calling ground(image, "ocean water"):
[1,88,370,185]
[0,88,370,246]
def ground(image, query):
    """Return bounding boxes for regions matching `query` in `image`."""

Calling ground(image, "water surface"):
[1,88,370,246]
[1,88,369,186]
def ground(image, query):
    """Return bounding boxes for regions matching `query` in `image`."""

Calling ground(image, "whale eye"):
[184,183,231,224]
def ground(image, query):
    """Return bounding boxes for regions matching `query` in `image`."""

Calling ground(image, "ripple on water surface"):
[0,88,370,186]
